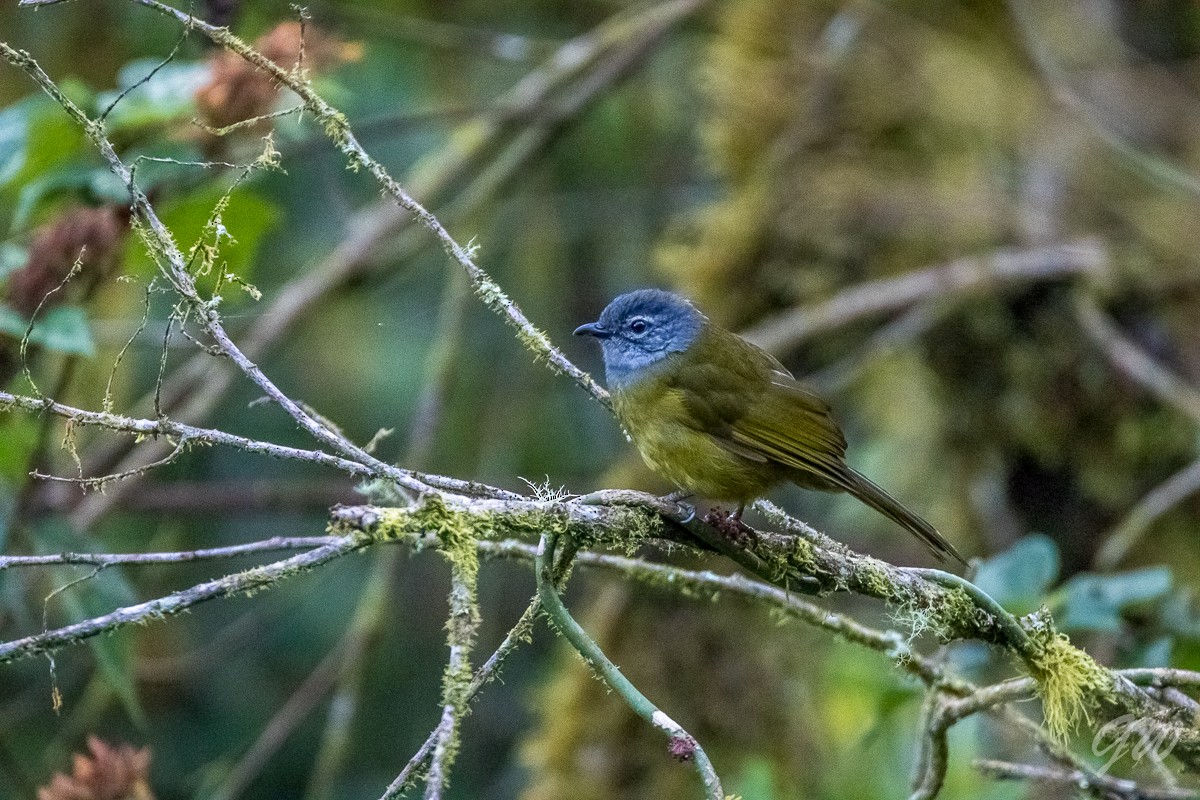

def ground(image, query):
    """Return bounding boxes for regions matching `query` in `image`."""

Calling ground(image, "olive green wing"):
[726,370,853,491]
[667,329,849,484]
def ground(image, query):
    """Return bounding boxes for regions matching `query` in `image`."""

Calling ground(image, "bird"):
[574,288,965,565]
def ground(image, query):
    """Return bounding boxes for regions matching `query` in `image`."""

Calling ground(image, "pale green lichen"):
[355,478,408,506]
[857,562,896,598]
[575,507,663,554]
[889,585,982,646]
[749,531,816,588]
[1023,611,1114,743]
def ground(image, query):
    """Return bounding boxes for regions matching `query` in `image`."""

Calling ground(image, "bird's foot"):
[703,505,757,547]
[660,491,695,523]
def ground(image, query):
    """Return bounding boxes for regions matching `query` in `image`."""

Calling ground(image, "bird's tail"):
[843,468,966,566]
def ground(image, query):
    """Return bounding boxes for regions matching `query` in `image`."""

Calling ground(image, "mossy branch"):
[338,495,1200,775]
[3,493,1199,797]
[424,525,481,799]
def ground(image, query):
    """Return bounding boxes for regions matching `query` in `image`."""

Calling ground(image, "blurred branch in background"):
[745,239,1109,355]
[1074,293,1200,570]
[1007,0,1200,200]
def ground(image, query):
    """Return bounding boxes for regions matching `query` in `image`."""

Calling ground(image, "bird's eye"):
[629,318,648,334]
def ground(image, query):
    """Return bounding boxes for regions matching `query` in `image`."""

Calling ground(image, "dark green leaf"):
[12,165,116,230]
[0,96,90,201]
[1057,567,1173,633]
[972,534,1060,615]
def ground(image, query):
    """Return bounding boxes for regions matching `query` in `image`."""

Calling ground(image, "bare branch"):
[0,388,512,499]
[975,759,1199,800]
[1098,456,1200,570]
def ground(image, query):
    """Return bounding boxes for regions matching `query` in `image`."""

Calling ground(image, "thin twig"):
[0,387,502,498]
[0,537,368,664]
[1097,456,1200,570]
[975,759,1199,800]
[0,537,340,570]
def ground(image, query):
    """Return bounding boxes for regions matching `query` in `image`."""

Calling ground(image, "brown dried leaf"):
[196,21,362,130]
[37,736,153,800]
[6,205,127,316]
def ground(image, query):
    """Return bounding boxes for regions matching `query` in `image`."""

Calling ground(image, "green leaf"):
[1057,567,1173,633]
[0,304,96,356]
[11,164,116,230]
[36,521,146,727]
[0,95,89,202]
[97,58,210,132]
[0,96,36,188]
[972,534,1059,616]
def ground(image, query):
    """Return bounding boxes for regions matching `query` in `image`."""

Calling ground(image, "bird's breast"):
[611,376,779,502]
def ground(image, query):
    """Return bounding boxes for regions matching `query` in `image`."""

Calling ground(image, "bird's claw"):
[660,492,696,524]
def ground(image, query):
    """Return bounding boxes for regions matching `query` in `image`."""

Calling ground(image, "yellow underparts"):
[612,379,782,502]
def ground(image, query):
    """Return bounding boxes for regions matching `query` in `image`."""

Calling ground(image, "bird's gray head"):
[574,289,705,388]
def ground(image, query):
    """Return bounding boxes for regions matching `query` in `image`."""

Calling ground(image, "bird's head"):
[574,289,705,388]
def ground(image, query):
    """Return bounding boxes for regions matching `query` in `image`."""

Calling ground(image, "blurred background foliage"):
[2,0,1200,798]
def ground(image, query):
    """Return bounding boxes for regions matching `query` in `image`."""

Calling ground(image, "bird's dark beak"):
[573,321,611,339]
